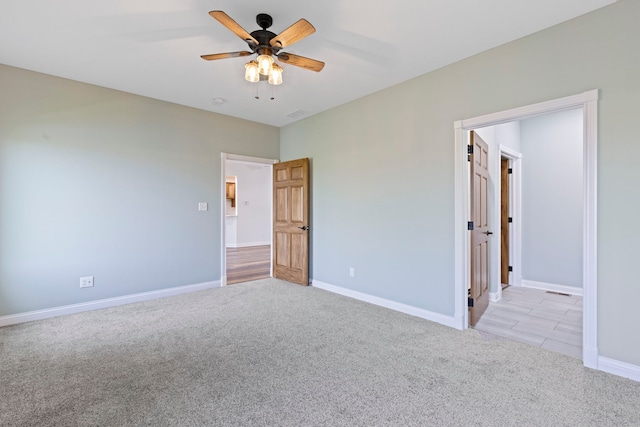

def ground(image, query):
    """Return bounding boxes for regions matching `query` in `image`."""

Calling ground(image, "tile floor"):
[474,286,583,359]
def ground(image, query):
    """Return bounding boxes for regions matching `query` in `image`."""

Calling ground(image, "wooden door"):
[500,158,510,286]
[470,132,490,326]
[273,158,309,286]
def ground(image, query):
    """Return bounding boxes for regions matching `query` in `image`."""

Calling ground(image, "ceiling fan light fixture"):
[201,12,324,96]
[257,54,274,76]
[244,60,259,82]
[268,63,283,85]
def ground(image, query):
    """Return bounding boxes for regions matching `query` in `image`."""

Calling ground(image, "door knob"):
[298,226,310,231]
[484,231,494,235]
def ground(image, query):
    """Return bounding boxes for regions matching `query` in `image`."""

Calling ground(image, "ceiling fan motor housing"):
[250,30,277,50]
[250,14,279,55]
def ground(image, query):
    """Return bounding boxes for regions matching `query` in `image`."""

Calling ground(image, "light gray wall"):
[280,0,640,365]
[520,109,583,288]
[496,122,521,153]
[0,64,279,315]
[225,161,271,247]
[475,121,521,153]
[474,126,497,147]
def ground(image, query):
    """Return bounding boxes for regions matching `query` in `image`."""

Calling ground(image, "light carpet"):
[1,278,639,426]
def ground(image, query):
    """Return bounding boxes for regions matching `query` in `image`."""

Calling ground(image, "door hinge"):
[508,217,513,223]
[508,168,513,174]
[467,221,474,231]
[468,297,474,308]
[467,145,473,162]
[508,266,513,272]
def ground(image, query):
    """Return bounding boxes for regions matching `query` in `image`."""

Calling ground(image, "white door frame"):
[453,89,599,368]
[220,153,278,286]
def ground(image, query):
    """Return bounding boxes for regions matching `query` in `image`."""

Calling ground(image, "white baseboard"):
[598,356,640,382]
[489,291,501,302]
[521,280,583,296]
[0,280,221,328]
[311,280,457,328]
[226,241,271,248]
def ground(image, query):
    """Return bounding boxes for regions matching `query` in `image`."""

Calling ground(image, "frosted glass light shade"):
[268,64,283,85]
[244,60,259,83]
[257,54,274,75]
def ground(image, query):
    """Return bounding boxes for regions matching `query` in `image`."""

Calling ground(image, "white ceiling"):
[1,0,616,127]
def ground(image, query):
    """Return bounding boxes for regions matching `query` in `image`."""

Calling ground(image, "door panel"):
[275,232,290,267]
[291,165,304,180]
[290,234,304,270]
[275,188,288,221]
[275,168,289,182]
[470,132,490,326]
[273,158,310,285]
[291,186,304,222]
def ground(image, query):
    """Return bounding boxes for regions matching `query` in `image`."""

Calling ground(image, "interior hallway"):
[474,286,583,359]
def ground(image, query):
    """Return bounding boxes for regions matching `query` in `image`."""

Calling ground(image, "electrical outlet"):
[80,276,94,288]
[349,267,355,278]
[198,202,208,211]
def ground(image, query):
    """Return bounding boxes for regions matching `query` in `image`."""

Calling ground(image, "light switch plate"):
[198,202,208,211]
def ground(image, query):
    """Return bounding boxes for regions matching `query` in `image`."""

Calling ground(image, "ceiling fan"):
[200,11,325,86]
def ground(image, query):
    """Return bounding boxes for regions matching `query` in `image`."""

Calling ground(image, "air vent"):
[285,109,310,119]
[546,291,571,297]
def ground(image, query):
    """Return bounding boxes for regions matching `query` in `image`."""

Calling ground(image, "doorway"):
[498,147,522,293]
[472,110,584,358]
[453,90,599,368]
[500,156,510,289]
[221,153,277,286]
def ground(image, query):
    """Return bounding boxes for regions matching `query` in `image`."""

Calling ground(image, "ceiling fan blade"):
[209,10,258,45]
[200,51,252,61]
[270,19,315,48]
[277,53,325,72]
